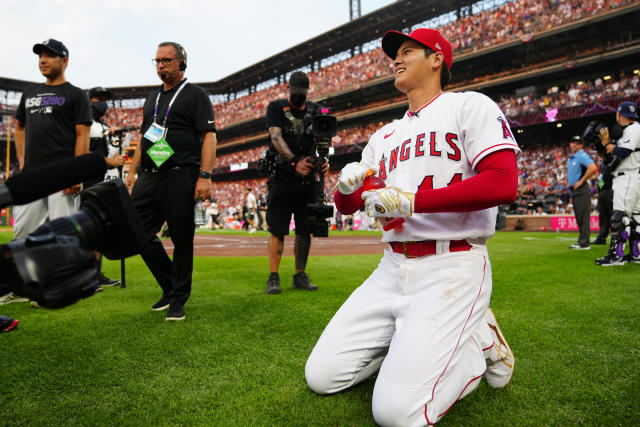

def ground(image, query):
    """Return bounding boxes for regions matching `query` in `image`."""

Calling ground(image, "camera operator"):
[567,135,597,250]
[264,71,328,295]
[86,86,127,287]
[595,101,640,266]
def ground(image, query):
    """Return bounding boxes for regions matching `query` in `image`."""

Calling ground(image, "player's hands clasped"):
[335,162,369,195]
[362,187,415,217]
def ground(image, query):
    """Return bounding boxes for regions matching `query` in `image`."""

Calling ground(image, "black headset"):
[170,42,187,71]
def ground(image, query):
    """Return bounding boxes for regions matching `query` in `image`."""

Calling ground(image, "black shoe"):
[166,303,185,321]
[591,239,607,245]
[569,243,590,250]
[291,272,318,291]
[595,253,625,266]
[98,273,120,287]
[151,296,170,311]
[0,315,19,333]
[265,273,281,294]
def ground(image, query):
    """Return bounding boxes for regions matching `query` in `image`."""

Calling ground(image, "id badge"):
[146,137,175,168]
[143,122,165,143]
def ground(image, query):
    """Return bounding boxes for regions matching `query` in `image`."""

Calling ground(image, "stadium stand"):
[1,0,639,227]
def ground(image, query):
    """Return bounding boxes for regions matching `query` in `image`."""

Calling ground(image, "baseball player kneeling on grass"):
[305,28,520,425]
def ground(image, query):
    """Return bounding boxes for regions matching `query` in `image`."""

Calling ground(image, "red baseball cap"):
[382,28,453,69]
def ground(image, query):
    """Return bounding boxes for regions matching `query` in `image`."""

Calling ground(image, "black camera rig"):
[306,114,337,237]
[258,113,337,237]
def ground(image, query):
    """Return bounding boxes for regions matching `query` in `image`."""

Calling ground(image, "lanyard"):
[153,80,188,128]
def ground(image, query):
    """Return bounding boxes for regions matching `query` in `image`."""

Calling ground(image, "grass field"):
[1,230,639,426]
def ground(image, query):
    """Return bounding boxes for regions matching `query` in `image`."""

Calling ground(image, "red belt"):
[389,239,472,258]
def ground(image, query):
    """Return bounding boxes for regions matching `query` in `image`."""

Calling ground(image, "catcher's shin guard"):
[628,213,640,258]
[608,210,629,258]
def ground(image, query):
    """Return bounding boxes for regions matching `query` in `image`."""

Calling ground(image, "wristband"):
[199,170,212,179]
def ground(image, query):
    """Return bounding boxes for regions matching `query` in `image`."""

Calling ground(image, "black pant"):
[132,167,198,306]
[571,183,592,246]
[596,188,613,241]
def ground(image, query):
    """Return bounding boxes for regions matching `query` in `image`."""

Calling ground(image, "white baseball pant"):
[13,191,79,239]
[306,245,493,426]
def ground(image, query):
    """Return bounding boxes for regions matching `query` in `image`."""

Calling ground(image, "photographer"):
[595,101,640,266]
[86,86,126,287]
[567,135,597,250]
[264,71,328,295]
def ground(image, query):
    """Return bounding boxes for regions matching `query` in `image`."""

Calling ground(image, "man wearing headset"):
[125,42,217,321]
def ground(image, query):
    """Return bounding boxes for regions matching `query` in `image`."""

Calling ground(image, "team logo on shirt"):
[497,116,514,141]
[377,131,462,180]
[26,94,66,114]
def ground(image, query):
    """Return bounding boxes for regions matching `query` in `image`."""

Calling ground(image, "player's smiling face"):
[393,40,434,93]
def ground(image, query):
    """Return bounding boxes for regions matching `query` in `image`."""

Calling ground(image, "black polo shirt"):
[140,80,216,170]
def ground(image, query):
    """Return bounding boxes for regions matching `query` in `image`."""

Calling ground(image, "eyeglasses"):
[151,58,180,66]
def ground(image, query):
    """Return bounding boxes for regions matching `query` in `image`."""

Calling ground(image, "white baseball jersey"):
[90,121,121,181]
[614,121,640,173]
[612,121,640,214]
[361,91,521,243]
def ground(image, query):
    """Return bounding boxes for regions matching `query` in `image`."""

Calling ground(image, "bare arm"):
[74,123,90,156]
[124,141,142,193]
[268,126,295,161]
[194,131,217,200]
[572,162,597,190]
[268,126,318,176]
[14,119,25,170]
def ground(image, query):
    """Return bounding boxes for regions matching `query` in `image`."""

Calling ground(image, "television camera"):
[0,165,147,309]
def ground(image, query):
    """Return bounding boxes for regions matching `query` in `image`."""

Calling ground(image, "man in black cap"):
[13,38,91,240]
[263,71,328,294]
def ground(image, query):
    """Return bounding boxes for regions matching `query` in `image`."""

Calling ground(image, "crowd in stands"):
[512,143,604,216]
[498,69,640,118]
[208,0,634,128]
[2,0,637,231]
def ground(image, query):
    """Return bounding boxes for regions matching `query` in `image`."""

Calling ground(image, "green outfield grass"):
[1,231,638,426]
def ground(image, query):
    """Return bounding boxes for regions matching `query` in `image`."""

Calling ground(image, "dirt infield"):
[163,234,387,257]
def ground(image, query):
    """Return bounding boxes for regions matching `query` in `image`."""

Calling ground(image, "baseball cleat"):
[622,253,640,264]
[484,308,515,388]
[595,253,625,266]
[0,315,19,333]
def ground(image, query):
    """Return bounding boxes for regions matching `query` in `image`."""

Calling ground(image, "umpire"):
[567,135,597,250]
[264,71,327,294]
[125,42,216,321]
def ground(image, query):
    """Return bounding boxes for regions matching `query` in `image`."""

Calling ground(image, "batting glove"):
[362,187,415,218]
[335,162,369,195]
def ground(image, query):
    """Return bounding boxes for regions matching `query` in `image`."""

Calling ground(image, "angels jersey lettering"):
[361,91,521,242]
